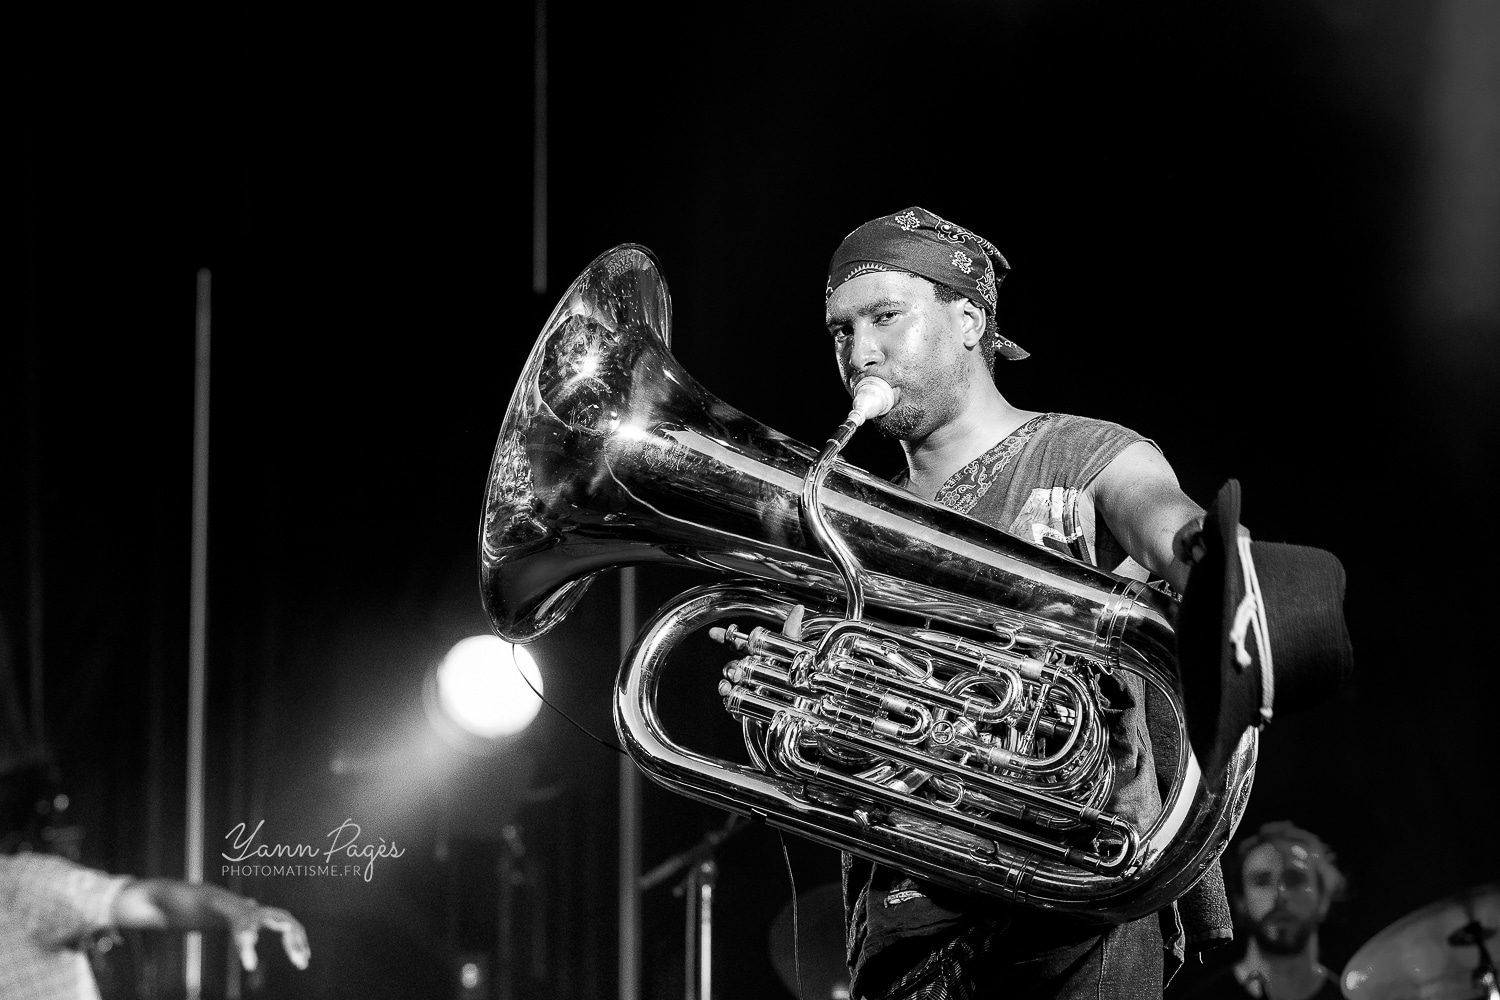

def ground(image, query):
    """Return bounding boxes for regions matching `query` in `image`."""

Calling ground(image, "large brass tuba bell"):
[480,245,1256,922]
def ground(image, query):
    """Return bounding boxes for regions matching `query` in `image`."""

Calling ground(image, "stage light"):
[432,635,544,740]
[461,961,482,990]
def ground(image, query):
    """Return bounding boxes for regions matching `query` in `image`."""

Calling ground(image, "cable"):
[514,656,625,757]
[778,831,805,1000]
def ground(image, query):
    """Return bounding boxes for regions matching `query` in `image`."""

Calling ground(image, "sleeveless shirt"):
[844,412,1223,995]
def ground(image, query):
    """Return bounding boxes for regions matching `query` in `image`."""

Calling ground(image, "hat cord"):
[1229,529,1276,726]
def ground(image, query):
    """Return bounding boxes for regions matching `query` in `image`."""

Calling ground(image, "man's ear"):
[958,297,987,349]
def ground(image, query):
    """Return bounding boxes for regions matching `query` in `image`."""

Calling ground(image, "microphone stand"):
[639,813,751,1000]
[496,823,528,1000]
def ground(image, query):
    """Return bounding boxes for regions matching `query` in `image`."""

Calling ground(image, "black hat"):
[1177,480,1355,783]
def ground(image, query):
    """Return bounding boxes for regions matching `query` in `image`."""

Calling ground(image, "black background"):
[8,3,1499,998]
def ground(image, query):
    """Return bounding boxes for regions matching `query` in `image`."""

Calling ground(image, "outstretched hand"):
[227,900,312,973]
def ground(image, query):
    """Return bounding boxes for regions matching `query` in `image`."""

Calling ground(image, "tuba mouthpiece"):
[849,376,898,426]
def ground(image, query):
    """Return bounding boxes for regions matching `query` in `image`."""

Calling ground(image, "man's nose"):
[849,325,884,371]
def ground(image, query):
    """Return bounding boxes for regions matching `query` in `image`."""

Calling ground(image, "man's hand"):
[221,896,311,973]
[1172,515,1207,569]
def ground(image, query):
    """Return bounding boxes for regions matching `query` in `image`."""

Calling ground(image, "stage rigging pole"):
[532,0,549,299]
[620,566,642,1000]
[185,268,211,999]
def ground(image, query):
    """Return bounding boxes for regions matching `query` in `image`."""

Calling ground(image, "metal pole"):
[696,860,717,1000]
[532,0,548,296]
[618,567,641,1000]
[683,865,695,1000]
[679,858,719,1000]
[20,126,45,752]
[498,826,520,1000]
[185,268,211,999]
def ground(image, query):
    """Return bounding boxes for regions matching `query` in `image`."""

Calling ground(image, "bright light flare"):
[434,636,544,739]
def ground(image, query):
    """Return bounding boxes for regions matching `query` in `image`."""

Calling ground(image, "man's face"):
[1240,841,1327,955]
[823,271,979,441]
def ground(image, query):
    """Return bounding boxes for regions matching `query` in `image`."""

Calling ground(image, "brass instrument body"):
[482,245,1257,922]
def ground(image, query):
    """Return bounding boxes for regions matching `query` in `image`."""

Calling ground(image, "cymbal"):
[768,882,850,1000]
[1343,882,1500,1000]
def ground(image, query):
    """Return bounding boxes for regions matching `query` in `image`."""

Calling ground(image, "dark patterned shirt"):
[904,412,1152,576]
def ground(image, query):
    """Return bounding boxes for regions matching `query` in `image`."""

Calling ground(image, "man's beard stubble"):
[872,401,925,440]
[869,352,976,443]
[1252,910,1315,956]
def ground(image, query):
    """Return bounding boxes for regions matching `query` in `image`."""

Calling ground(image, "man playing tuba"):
[480,207,1354,1000]
[807,206,1221,999]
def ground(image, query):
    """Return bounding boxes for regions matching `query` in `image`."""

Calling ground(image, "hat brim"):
[1178,481,1255,783]
[1177,481,1354,783]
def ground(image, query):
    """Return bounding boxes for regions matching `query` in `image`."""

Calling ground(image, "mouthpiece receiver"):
[849,377,898,426]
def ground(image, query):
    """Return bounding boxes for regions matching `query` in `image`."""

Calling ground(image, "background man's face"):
[1241,840,1326,955]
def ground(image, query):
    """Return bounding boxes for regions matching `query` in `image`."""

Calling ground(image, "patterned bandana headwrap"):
[826,206,1028,360]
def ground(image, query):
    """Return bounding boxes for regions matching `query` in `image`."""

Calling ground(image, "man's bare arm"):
[1091,441,1206,593]
[112,879,311,972]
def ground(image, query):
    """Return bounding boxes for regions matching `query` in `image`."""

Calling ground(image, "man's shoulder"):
[1035,412,1146,440]
[1020,413,1154,469]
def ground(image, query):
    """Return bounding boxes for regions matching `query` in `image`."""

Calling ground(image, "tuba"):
[480,244,1256,922]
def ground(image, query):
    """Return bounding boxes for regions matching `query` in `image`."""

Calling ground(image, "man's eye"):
[876,311,898,323]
